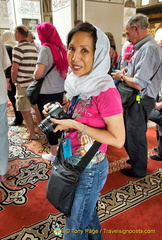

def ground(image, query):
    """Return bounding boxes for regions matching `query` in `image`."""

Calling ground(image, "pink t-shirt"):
[66,88,123,156]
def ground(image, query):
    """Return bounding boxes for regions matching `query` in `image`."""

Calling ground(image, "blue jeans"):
[0,102,9,175]
[64,157,108,240]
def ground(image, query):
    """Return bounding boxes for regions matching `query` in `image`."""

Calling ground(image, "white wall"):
[52,0,126,52]
[52,1,73,46]
[0,1,10,30]
[7,0,41,37]
[85,1,125,54]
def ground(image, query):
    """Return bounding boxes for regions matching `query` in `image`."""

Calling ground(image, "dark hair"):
[74,20,83,26]
[67,22,97,51]
[15,25,29,38]
[105,31,116,50]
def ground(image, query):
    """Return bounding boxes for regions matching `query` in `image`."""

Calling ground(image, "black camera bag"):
[26,65,54,105]
[149,108,162,126]
[46,140,101,217]
[117,81,138,109]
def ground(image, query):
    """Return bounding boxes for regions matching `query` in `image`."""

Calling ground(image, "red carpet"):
[0,106,162,240]
[101,126,162,240]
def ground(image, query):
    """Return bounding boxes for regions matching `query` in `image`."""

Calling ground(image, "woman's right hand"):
[42,103,51,117]
[42,102,63,117]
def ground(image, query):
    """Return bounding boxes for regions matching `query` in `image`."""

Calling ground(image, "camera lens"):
[38,116,56,134]
[38,103,69,134]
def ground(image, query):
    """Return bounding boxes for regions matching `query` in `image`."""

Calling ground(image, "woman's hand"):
[50,118,78,132]
[155,101,162,111]
[50,113,126,149]
[42,103,51,117]
[42,102,63,117]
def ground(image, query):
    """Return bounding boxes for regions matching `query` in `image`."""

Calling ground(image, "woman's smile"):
[72,64,82,71]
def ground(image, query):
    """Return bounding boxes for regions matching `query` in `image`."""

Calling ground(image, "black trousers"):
[8,80,23,123]
[124,96,155,176]
[156,124,162,156]
[37,92,64,145]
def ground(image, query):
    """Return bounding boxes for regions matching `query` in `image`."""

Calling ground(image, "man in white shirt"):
[0,39,11,182]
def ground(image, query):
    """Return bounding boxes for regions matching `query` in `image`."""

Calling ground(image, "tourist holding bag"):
[33,22,68,161]
[111,14,162,178]
[43,22,125,240]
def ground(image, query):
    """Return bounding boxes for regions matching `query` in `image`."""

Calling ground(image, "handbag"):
[46,140,101,217]
[149,108,162,126]
[117,81,138,109]
[117,58,161,110]
[26,65,54,105]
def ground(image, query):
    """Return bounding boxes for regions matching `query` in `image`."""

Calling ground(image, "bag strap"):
[58,96,102,172]
[150,63,161,81]
[76,140,102,172]
[57,138,101,173]
[69,96,102,170]
[44,64,55,78]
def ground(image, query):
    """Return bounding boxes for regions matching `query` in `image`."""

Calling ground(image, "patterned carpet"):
[0,105,162,240]
[1,169,162,239]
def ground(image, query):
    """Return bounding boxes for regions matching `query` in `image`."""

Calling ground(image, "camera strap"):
[64,96,102,172]
[68,95,80,118]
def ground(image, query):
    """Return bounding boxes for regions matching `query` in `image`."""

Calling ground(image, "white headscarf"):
[65,25,115,100]
[1,30,17,48]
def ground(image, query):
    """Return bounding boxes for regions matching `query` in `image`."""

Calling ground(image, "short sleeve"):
[37,46,50,66]
[95,88,123,118]
[12,46,23,64]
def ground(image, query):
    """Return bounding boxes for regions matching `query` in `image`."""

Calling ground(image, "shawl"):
[65,25,115,100]
[37,22,68,79]
[1,30,17,48]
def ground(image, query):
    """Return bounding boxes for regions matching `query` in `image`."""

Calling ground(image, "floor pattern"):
[1,169,162,239]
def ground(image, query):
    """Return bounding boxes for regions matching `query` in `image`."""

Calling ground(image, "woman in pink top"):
[44,22,125,240]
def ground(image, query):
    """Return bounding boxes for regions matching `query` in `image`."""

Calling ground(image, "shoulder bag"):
[149,108,162,126]
[26,65,54,105]
[117,81,138,109]
[117,60,161,110]
[46,140,101,217]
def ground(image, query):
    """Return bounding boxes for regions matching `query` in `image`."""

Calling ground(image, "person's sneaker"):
[9,121,23,126]
[150,155,162,161]
[42,153,55,161]
[0,174,7,182]
[121,168,145,178]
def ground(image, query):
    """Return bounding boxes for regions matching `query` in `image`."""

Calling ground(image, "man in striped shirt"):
[11,25,42,140]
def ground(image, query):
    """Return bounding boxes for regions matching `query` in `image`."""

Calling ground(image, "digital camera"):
[38,103,69,134]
